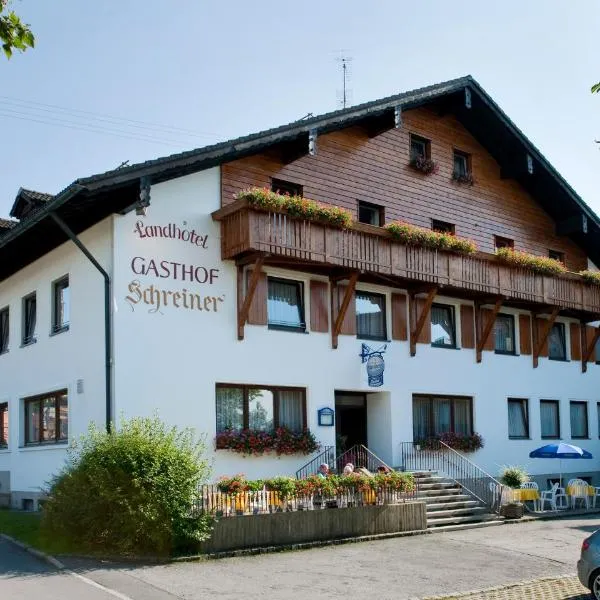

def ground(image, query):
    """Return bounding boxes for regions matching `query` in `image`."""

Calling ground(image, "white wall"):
[0,218,112,497]
[110,169,600,483]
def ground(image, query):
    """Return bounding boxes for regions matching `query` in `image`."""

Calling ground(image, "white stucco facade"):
[0,168,599,506]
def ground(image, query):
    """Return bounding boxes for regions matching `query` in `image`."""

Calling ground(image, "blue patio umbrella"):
[529,443,593,486]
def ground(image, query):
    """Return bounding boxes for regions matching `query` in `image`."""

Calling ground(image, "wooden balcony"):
[212,199,600,318]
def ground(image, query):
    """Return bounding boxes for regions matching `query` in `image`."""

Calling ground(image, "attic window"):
[410,135,430,161]
[495,236,514,250]
[271,179,303,197]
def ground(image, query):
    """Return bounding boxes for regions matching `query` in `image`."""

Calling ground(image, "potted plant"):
[498,466,529,519]
[410,155,438,175]
[265,476,297,511]
[246,479,265,514]
[217,474,249,515]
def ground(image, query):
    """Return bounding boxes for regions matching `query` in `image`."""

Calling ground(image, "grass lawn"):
[0,509,44,549]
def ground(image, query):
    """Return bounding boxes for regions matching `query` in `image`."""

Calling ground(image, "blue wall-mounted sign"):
[318,407,335,427]
[360,343,387,387]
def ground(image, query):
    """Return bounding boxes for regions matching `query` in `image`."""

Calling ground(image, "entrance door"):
[335,392,367,454]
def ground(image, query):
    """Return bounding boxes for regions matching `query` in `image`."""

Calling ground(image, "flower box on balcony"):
[579,270,600,285]
[495,248,566,276]
[384,221,477,255]
[235,187,352,229]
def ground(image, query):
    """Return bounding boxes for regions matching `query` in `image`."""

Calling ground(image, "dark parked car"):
[578,530,600,598]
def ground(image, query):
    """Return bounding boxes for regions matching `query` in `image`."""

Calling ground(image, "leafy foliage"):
[41,416,212,557]
[418,432,484,453]
[215,427,320,456]
[265,476,297,501]
[592,82,600,94]
[495,247,566,276]
[236,187,352,229]
[499,465,529,489]
[384,221,477,254]
[579,270,600,285]
[0,1,34,59]
[452,170,474,185]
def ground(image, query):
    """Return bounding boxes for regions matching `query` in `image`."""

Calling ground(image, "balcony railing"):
[213,200,600,315]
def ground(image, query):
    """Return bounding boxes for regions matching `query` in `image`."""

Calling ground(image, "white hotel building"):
[1,76,599,509]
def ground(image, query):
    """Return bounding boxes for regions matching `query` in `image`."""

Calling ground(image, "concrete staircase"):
[412,471,501,529]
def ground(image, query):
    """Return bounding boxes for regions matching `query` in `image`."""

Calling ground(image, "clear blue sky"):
[1,1,598,218]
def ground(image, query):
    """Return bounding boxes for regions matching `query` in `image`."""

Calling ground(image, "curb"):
[416,573,578,599]
[0,533,65,571]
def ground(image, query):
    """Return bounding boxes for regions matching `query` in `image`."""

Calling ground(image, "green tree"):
[0,1,34,59]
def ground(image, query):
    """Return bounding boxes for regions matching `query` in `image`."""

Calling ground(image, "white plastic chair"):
[567,478,590,509]
[540,482,568,511]
[520,482,540,511]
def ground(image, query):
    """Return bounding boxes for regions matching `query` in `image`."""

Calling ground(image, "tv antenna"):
[336,53,353,109]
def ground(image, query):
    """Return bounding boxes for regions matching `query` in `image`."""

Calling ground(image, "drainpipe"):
[48,212,112,432]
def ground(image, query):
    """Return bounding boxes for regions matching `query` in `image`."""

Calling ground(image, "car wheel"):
[590,569,600,599]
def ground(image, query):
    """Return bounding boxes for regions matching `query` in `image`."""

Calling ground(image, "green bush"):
[40,416,212,557]
[499,465,529,489]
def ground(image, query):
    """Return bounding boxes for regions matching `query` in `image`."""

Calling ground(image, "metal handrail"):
[336,445,393,474]
[295,446,335,479]
[399,440,504,513]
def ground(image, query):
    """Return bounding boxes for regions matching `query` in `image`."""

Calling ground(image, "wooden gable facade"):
[214,87,600,370]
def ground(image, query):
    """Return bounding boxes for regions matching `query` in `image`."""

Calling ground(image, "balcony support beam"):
[237,256,265,341]
[532,306,560,368]
[331,271,358,349]
[409,287,437,357]
[475,298,503,363]
[581,324,600,373]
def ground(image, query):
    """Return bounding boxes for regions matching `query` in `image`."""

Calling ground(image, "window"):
[495,313,515,355]
[0,307,8,354]
[549,250,564,263]
[507,398,529,439]
[410,134,430,161]
[413,395,473,440]
[453,150,471,178]
[494,236,514,250]
[358,201,384,226]
[52,276,70,333]
[267,278,305,331]
[24,390,68,445]
[271,178,303,197]
[431,220,455,235]
[356,291,386,341]
[570,401,588,439]
[540,400,560,439]
[431,304,456,348]
[548,322,566,361]
[0,403,7,447]
[22,293,36,345]
[216,385,306,433]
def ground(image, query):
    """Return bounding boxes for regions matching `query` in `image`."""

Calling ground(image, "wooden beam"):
[475,298,503,363]
[237,256,264,341]
[409,287,437,357]
[331,272,358,349]
[532,307,560,368]
[556,213,588,236]
[581,325,600,373]
[365,106,402,138]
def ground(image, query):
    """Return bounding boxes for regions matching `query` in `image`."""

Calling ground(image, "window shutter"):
[460,305,475,349]
[570,323,581,361]
[481,308,495,351]
[519,314,532,355]
[310,281,329,333]
[586,326,597,363]
[334,283,356,335]
[391,293,408,341]
[246,269,267,326]
[536,318,548,357]
[416,297,431,344]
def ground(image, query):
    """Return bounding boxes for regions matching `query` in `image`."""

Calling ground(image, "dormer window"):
[271,179,303,197]
[549,250,564,263]
[452,150,473,184]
